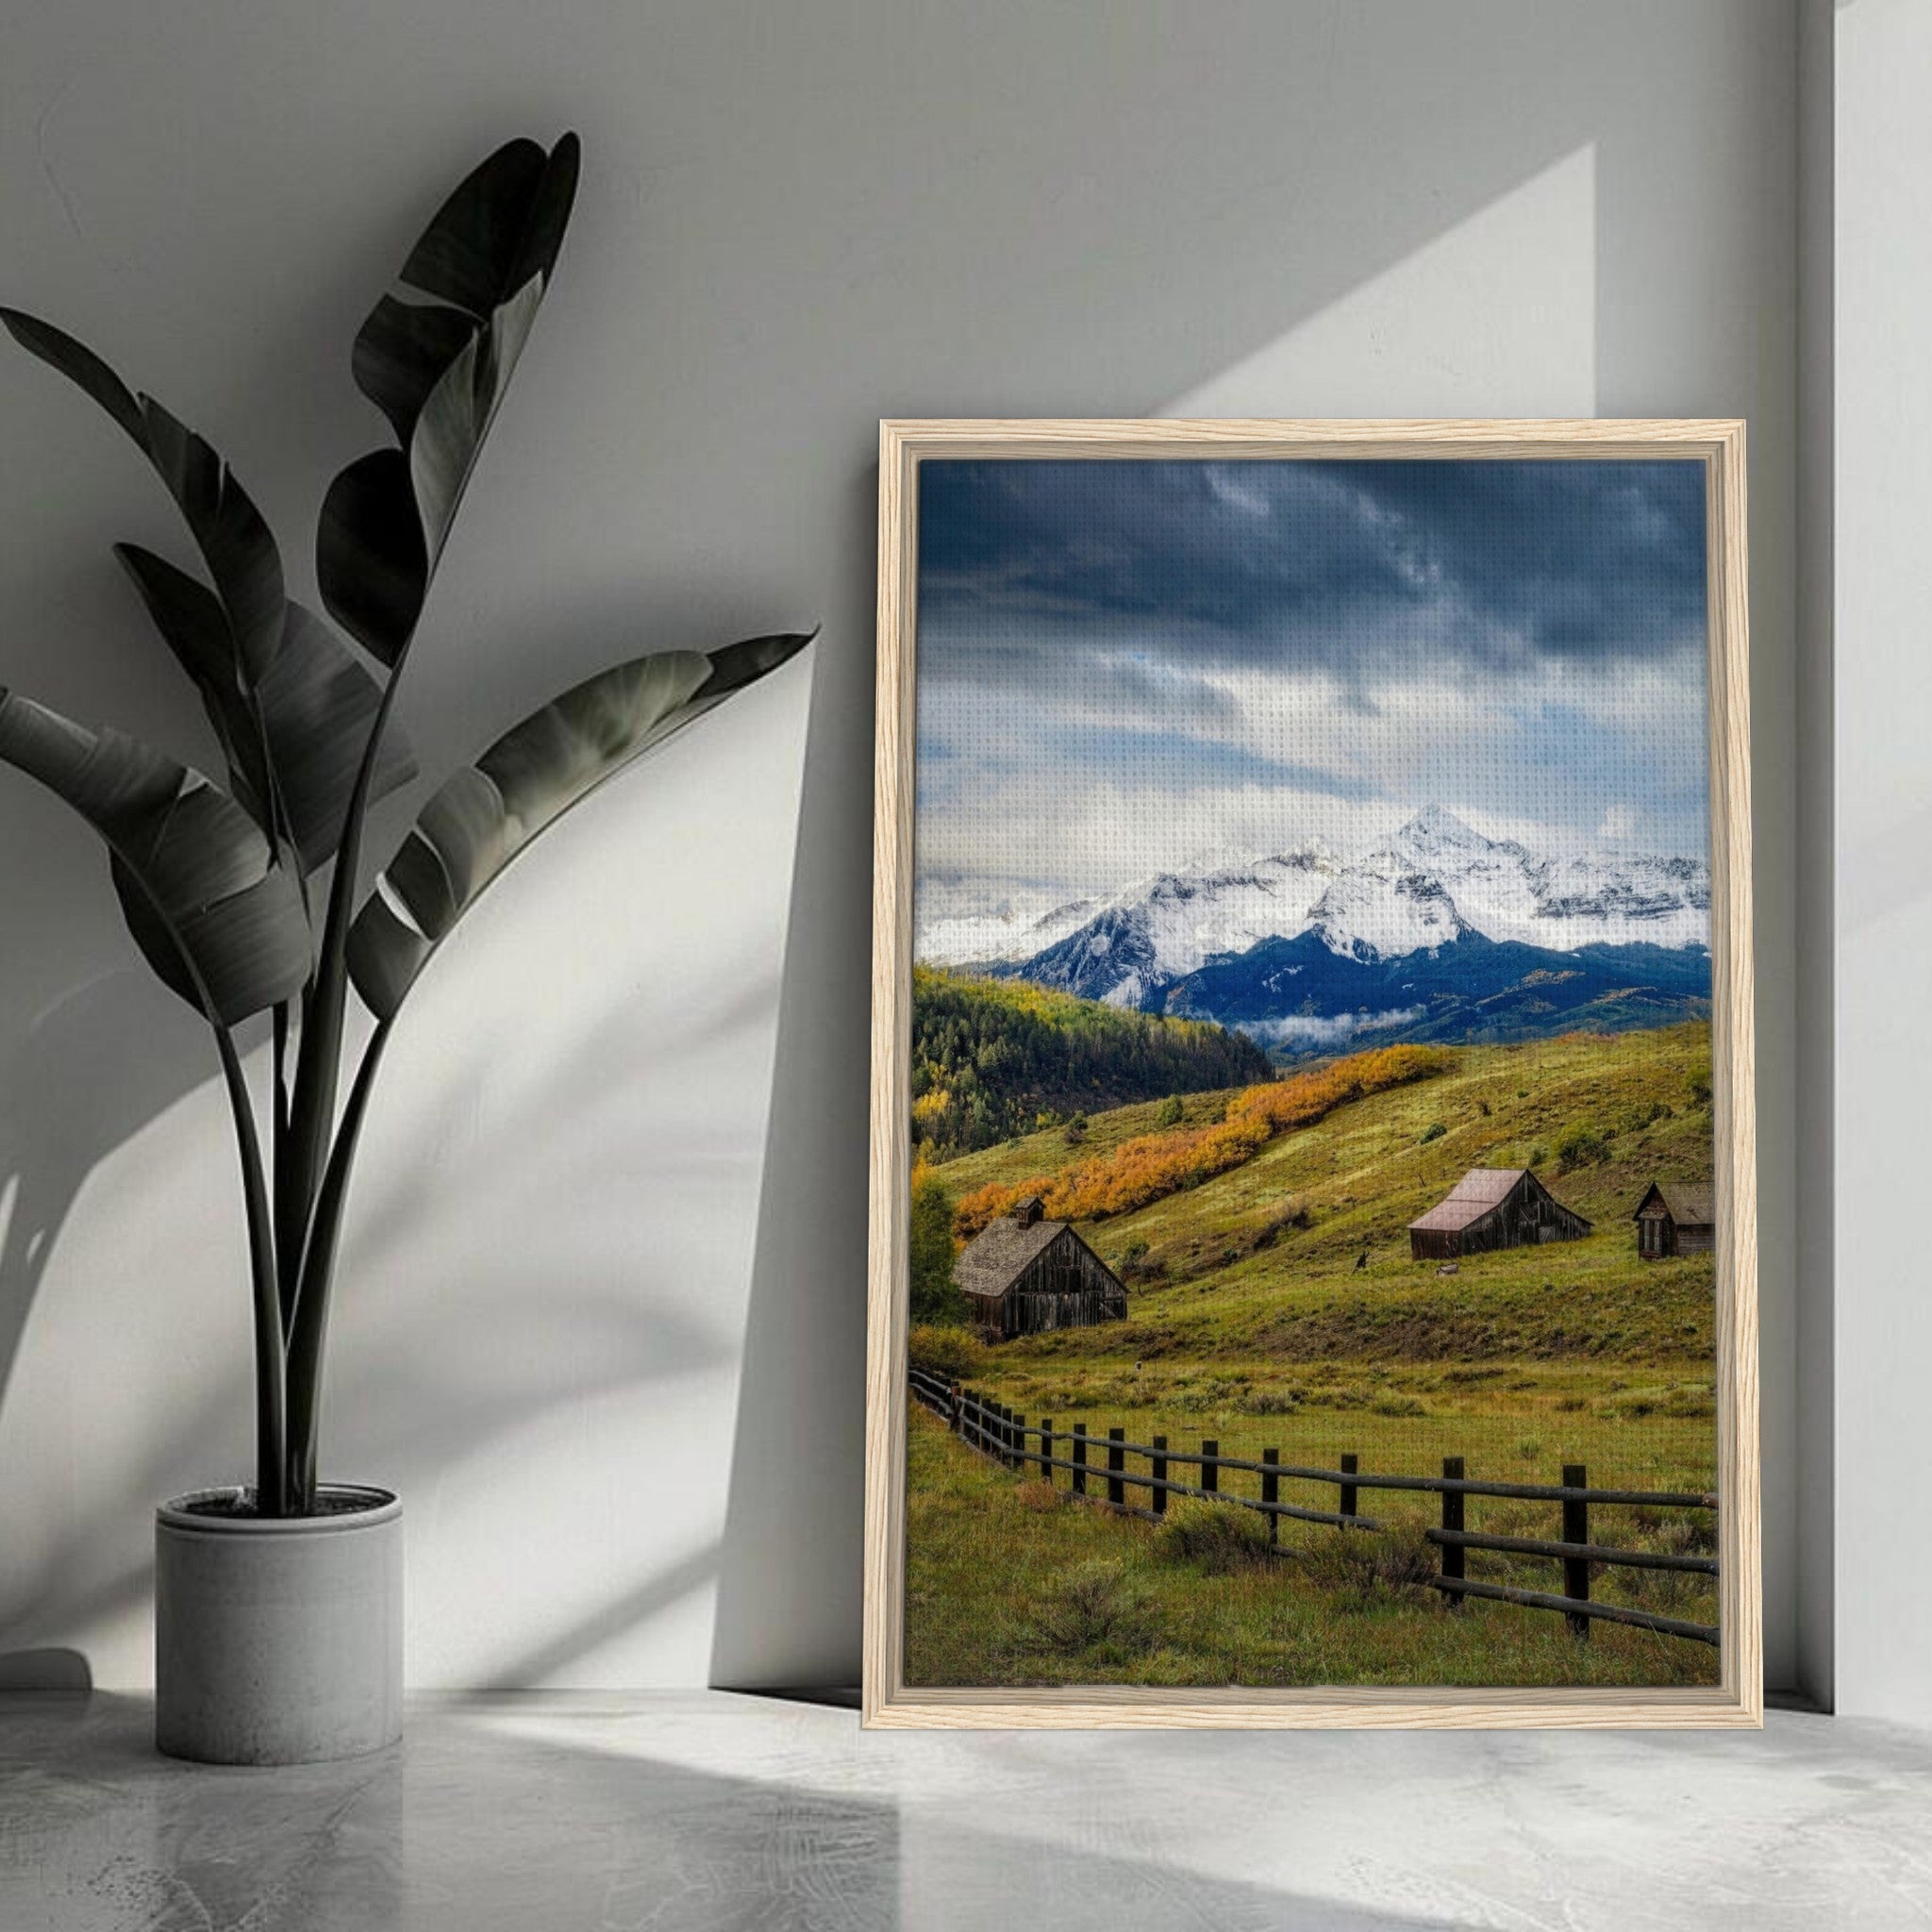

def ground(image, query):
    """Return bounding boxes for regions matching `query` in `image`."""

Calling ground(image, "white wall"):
[1832,0,1932,1724]
[0,1,1802,1690]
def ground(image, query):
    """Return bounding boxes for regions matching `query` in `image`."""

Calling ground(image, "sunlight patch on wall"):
[1162,145,1597,419]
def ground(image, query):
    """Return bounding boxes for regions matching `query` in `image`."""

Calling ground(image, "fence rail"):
[909,1366,1719,1649]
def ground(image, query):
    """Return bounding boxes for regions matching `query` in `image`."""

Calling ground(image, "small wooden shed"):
[1408,1167,1592,1261]
[955,1196,1127,1341]
[1632,1182,1716,1258]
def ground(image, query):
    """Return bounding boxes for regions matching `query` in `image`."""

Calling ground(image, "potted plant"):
[0,133,808,1763]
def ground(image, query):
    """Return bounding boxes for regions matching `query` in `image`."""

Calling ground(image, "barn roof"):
[1635,1182,1715,1228]
[1408,1167,1530,1234]
[956,1217,1067,1301]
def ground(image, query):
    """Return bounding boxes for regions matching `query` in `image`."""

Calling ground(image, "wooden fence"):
[909,1366,1719,1647]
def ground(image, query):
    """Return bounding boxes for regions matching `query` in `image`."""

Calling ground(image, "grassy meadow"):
[906,1020,1720,1688]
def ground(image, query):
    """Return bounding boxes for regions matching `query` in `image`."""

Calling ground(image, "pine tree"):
[908,1168,965,1324]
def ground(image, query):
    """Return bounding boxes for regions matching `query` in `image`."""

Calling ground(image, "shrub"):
[1371,1393,1426,1418]
[1686,1058,1713,1107]
[1063,1112,1089,1146]
[1160,1499,1276,1574]
[1024,1561,1158,1659]
[907,1324,986,1382]
[1528,1143,1550,1168]
[1419,1122,1446,1144]
[1242,1386,1304,1416]
[1156,1094,1185,1128]
[1297,1523,1438,1606]
[1554,1124,1609,1171]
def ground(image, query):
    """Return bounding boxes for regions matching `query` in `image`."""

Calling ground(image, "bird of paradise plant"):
[0,133,808,1515]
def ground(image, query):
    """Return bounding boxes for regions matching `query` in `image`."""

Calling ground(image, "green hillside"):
[938,1021,1714,1364]
[921,1022,1718,1501]
[911,965,1270,1157]
[908,1022,1722,1688]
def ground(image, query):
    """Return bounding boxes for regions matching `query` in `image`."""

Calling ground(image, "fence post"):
[1152,1435,1168,1517]
[1108,1427,1125,1507]
[1262,1448,1280,1546]
[950,1381,962,1435]
[1072,1424,1088,1496]
[1201,1439,1220,1496]
[1562,1462,1591,1641]
[1013,1413,1026,1473]
[1340,1453,1358,1524]
[1441,1456,1465,1608]
[1040,1417,1054,1483]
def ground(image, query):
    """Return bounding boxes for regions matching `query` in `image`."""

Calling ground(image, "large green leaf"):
[116,544,417,872]
[259,604,418,869]
[317,134,579,665]
[0,310,286,684]
[113,541,271,824]
[396,135,579,319]
[0,690,311,1024]
[347,631,808,1020]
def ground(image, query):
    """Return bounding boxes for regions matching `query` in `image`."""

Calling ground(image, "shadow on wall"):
[0,967,751,1680]
[0,973,210,1415]
[0,605,810,1690]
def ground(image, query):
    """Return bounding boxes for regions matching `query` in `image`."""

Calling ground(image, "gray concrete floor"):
[2,1693,1929,1930]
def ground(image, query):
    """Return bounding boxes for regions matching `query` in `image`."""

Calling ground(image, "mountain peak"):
[1392,805,1491,853]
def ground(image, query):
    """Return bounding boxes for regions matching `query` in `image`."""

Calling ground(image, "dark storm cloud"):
[917,458,1707,680]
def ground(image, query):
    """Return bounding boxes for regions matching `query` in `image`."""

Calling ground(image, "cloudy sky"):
[914,457,1711,923]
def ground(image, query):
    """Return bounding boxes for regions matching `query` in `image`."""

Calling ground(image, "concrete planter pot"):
[155,1485,402,1765]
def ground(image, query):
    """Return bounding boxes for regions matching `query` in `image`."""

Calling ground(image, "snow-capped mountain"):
[1013,850,1337,1008]
[914,891,1101,969]
[924,809,1710,1021]
[1307,806,1709,964]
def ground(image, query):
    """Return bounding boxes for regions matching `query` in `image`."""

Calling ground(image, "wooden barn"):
[1407,1167,1592,1261]
[955,1196,1127,1341]
[1632,1182,1716,1258]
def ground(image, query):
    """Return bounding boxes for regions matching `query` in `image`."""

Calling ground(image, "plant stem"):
[284,1018,392,1509]
[284,675,405,1287]
[271,999,301,1325]
[213,1023,288,1515]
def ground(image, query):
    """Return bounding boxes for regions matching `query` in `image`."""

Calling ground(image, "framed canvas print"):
[865,420,1759,1728]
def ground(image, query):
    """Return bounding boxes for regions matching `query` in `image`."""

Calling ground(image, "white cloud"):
[1237,1008,1426,1050]
[915,625,1711,905]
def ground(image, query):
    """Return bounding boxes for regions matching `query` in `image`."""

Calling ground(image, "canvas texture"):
[903,458,1720,1690]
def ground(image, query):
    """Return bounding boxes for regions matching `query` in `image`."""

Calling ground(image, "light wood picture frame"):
[866,420,1759,1728]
